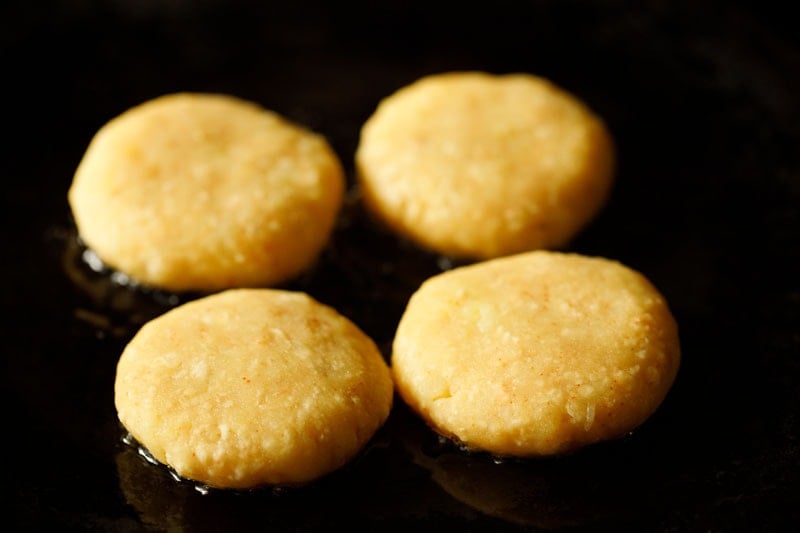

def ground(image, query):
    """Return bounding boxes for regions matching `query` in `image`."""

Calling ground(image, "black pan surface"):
[4,1,799,531]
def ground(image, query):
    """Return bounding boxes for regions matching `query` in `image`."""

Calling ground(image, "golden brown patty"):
[69,92,345,292]
[355,71,615,259]
[391,250,680,457]
[114,288,393,489]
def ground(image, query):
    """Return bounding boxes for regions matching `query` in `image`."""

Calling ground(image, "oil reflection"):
[394,405,661,530]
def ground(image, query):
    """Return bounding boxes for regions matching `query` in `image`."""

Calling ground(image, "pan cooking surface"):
[4,1,798,531]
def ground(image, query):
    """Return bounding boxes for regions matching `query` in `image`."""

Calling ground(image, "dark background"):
[2,1,798,531]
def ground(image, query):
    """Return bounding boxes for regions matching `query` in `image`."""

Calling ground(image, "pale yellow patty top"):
[69,93,345,292]
[391,250,680,457]
[356,71,615,259]
[115,288,393,489]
